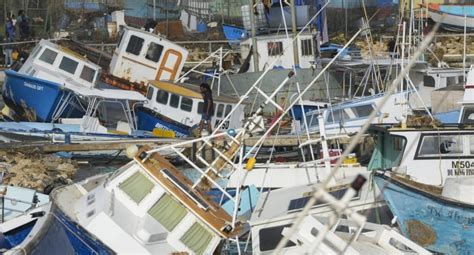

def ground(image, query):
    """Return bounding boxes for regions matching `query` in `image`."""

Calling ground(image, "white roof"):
[67,83,146,101]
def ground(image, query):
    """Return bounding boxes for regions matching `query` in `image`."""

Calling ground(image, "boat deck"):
[137,147,241,238]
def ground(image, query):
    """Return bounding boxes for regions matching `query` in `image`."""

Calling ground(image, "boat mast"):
[464,13,467,83]
[290,0,300,66]
[248,0,259,71]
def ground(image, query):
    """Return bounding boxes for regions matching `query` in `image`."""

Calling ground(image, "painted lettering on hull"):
[448,161,474,176]
[23,82,44,91]
[214,120,229,129]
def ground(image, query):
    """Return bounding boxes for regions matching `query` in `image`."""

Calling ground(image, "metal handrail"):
[0,195,37,223]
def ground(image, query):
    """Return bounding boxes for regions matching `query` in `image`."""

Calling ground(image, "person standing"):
[17,10,29,41]
[4,15,15,67]
[198,83,214,135]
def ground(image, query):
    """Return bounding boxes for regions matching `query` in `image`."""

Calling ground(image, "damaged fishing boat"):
[2,27,245,139]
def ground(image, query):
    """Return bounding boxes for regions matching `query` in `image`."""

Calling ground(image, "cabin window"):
[180,97,193,112]
[148,194,187,231]
[180,223,213,255]
[417,135,463,158]
[447,76,458,86]
[118,171,154,204]
[198,102,204,114]
[267,41,283,56]
[225,105,232,116]
[301,39,313,56]
[126,35,144,56]
[169,94,180,108]
[145,42,164,62]
[156,90,169,105]
[216,104,224,117]
[353,104,374,118]
[259,224,296,252]
[306,114,314,127]
[39,48,58,65]
[146,87,154,100]
[423,75,435,87]
[327,109,349,123]
[461,107,474,124]
[80,65,96,83]
[59,57,79,75]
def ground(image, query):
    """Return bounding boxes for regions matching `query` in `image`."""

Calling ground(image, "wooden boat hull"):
[374,173,474,254]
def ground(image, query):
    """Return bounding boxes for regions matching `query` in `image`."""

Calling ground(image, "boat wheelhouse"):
[137,80,246,137]
[301,92,410,135]
[369,124,474,186]
[108,26,189,84]
[3,39,103,122]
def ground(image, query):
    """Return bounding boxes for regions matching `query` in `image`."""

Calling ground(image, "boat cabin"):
[410,67,465,110]
[19,39,101,89]
[53,147,241,254]
[301,92,408,135]
[139,80,245,136]
[240,32,316,72]
[369,125,474,186]
[109,26,189,84]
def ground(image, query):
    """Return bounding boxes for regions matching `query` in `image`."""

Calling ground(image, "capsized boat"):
[17,136,248,254]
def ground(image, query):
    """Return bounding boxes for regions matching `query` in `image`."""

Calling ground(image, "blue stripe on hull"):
[2,70,84,122]
[374,175,474,254]
[136,107,190,137]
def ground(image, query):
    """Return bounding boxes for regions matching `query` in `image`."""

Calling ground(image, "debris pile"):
[0,152,77,193]
[429,36,474,67]
[355,40,389,59]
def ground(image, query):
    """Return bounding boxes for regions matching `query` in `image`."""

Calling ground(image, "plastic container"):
[197,20,207,33]
[241,3,267,31]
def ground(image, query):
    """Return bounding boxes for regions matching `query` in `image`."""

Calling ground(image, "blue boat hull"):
[136,106,191,138]
[0,220,36,250]
[28,206,112,255]
[374,174,474,254]
[2,70,84,122]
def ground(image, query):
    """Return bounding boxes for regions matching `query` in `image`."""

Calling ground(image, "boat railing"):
[0,194,38,223]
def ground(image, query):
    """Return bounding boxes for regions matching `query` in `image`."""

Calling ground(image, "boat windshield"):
[368,132,406,171]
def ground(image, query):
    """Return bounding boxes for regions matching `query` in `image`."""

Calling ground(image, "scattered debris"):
[0,151,77,193]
